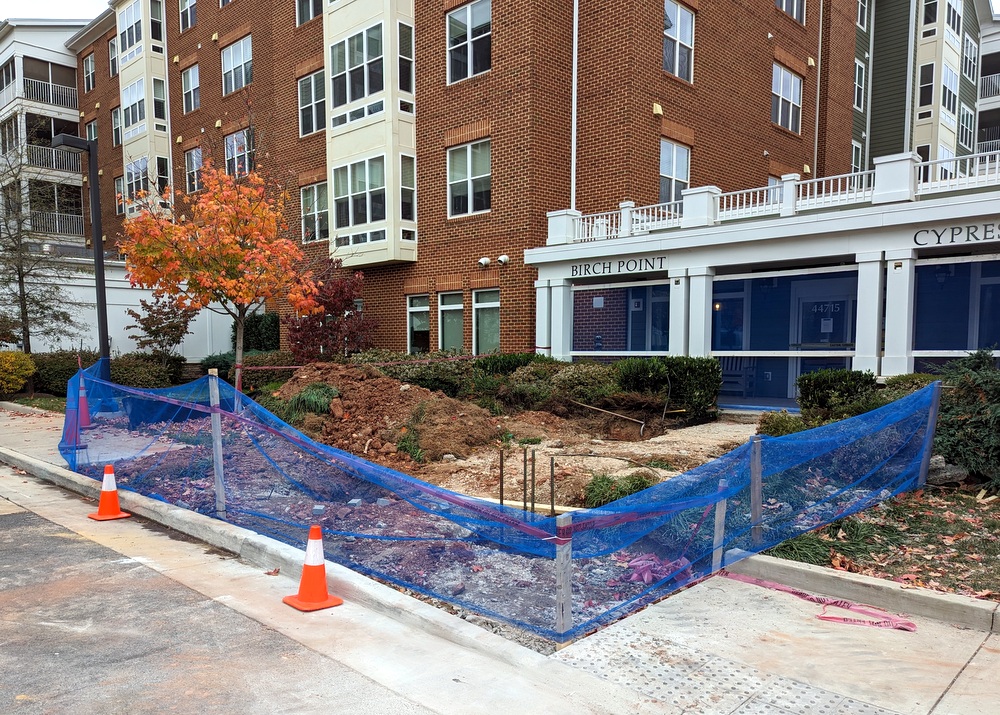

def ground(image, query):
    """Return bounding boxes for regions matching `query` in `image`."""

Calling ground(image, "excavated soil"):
[272,363,758,508]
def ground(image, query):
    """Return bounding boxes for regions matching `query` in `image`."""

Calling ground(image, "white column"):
[680,186,721,228]
[779,173,800,217]
[546,209,582,246]
[550,279,574,362]
[854,251,884,375]
[618,201,635,238]
[534,280,552,357]
[883,249,916,376]
[669,268,689,355]
[872,153,920,204]
[688,267,715,357]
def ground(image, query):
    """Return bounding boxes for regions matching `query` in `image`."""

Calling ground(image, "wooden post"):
[711,478,729,572]
[555,513,573,636]
[522,448,528,512]
[750,436,763,547]
[499,448,504,506]
[549,456,556,516]
[531,449,536,515]
[917,381,942,489]
[207,369,227,520]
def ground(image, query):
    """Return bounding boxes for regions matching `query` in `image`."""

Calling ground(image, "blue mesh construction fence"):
[59,359,941,642]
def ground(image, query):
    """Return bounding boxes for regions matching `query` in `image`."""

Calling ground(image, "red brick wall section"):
[817,0,863,176]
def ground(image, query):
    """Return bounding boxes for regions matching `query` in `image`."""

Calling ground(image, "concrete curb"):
[0,401,58,415]
[727,552,1000,633]
[0,446,547,669]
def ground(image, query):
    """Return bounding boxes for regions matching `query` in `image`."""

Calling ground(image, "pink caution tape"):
[721,570,917,632]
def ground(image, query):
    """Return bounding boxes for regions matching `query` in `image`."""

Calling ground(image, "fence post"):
[711,478,729,572]
[208,369,227,520]
[555,513,573,636]
[917,381,943,489]
[750,437,763,547]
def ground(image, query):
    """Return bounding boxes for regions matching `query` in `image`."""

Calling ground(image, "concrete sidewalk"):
[0,404,997,714]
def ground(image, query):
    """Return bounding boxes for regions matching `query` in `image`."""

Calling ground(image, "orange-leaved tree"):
[121,161,317,392]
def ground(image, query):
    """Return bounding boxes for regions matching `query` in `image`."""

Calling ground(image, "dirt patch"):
[271,364,758,507]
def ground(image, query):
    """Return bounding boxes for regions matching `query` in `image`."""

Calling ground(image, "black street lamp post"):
[52,133,110,381]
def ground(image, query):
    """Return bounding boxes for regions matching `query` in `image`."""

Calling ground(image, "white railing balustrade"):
[981,73,1000,99]
[575,210,621,242]
[916,150,1000,195]
[797,170,874,209]
[25,144,81,172]
[0,82,16,110]
[631,201,682,233]
[977,140,1000,155]
[717,186,781,220]
[30,211,84,236]
[23,78,78,109]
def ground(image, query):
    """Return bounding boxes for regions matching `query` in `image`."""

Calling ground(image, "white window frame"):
[447,139,491,217]
[182,65,199,113]
[298,70,325,136]
[959,104,975,150]
[125,156,148,200]
[407,294,429,355]
[447,0,492,84]
[775,0,805,24]
[185,146,202,192]
[938,144,955,180]
[117,0,143,65]
[224,129,253,177]
[121,77,145,140]
[221,35,252,96]
[329,24,384,127]
[399,22,414,94]
[153,78,166,121]
[401,154,416,224]
[851,141,864,174]
[942,64,958,122]
[472,289,500,356]
[945,0,961,47]
[918,63,934,108]
[771,63,802,134]
[86,120,97,142]
[332,155,386,245]
[857,0,868,30]
[180,0,196,32]
[114,175,124,214]
[962,35,978,83]
[853,60,865,111]
[83,53,95,92]
[301,182,329,243]
[296,0,322,26]
[109,39,118,77]
[663,0,694,82]
[659,138,690,204]
[438,292,464,351]
[111,107,122,146]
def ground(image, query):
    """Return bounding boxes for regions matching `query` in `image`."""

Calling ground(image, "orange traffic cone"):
[88,465,131,521]
[283,525,343,611]
[78,376,93,430]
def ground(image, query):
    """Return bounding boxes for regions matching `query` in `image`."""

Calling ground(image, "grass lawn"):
[767,483,1000,602]
[6,396,67,413]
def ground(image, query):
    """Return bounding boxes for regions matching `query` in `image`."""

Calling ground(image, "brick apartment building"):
[1,0,993,364]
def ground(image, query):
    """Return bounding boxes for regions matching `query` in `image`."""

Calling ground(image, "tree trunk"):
[234,308,246,395]
[17,269,30,354]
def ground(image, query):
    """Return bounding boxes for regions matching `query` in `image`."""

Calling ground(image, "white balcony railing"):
[717,186,781,220]
[797,170,874,209]
[30,211,84,236]
[0,82,15,110]
[981,73,1000,99]
[22,78,78,110]
[558,150,1000,246]
[25,144,81,172]
[916,151,1000,195]
[978,140,1000,154]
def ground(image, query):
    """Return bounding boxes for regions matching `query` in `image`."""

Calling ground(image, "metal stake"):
[208,369,227,520]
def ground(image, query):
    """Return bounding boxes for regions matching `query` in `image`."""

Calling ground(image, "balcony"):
[554,151,1000,245]
[30,211,84,237]
[21,79,78,110]
[981,73,1000,100]
[25,144,81,172]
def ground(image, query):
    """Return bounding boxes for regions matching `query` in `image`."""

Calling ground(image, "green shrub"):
[496,379,553,411]
[110,353,172,389]
[935,349,1000,487]
[396,425,425,463]
[229,351,298,393]
[354,350,473,397]
[584,471,657,508]
[659,356,723,420]
[124,352,187,385]
[550,362,616,403]
[614,356,670,394]
[796,368,877,422]
[32,350,100,396]
[201,352,236,381]
[232,312,280,352]
[0,351,36,396]
[473,352,554,376]
[757,410,809,437]
[253,394,291,421]
[881,373,936,403]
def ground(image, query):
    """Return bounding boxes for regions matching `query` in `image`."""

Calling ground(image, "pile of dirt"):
[270,363,758,508]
